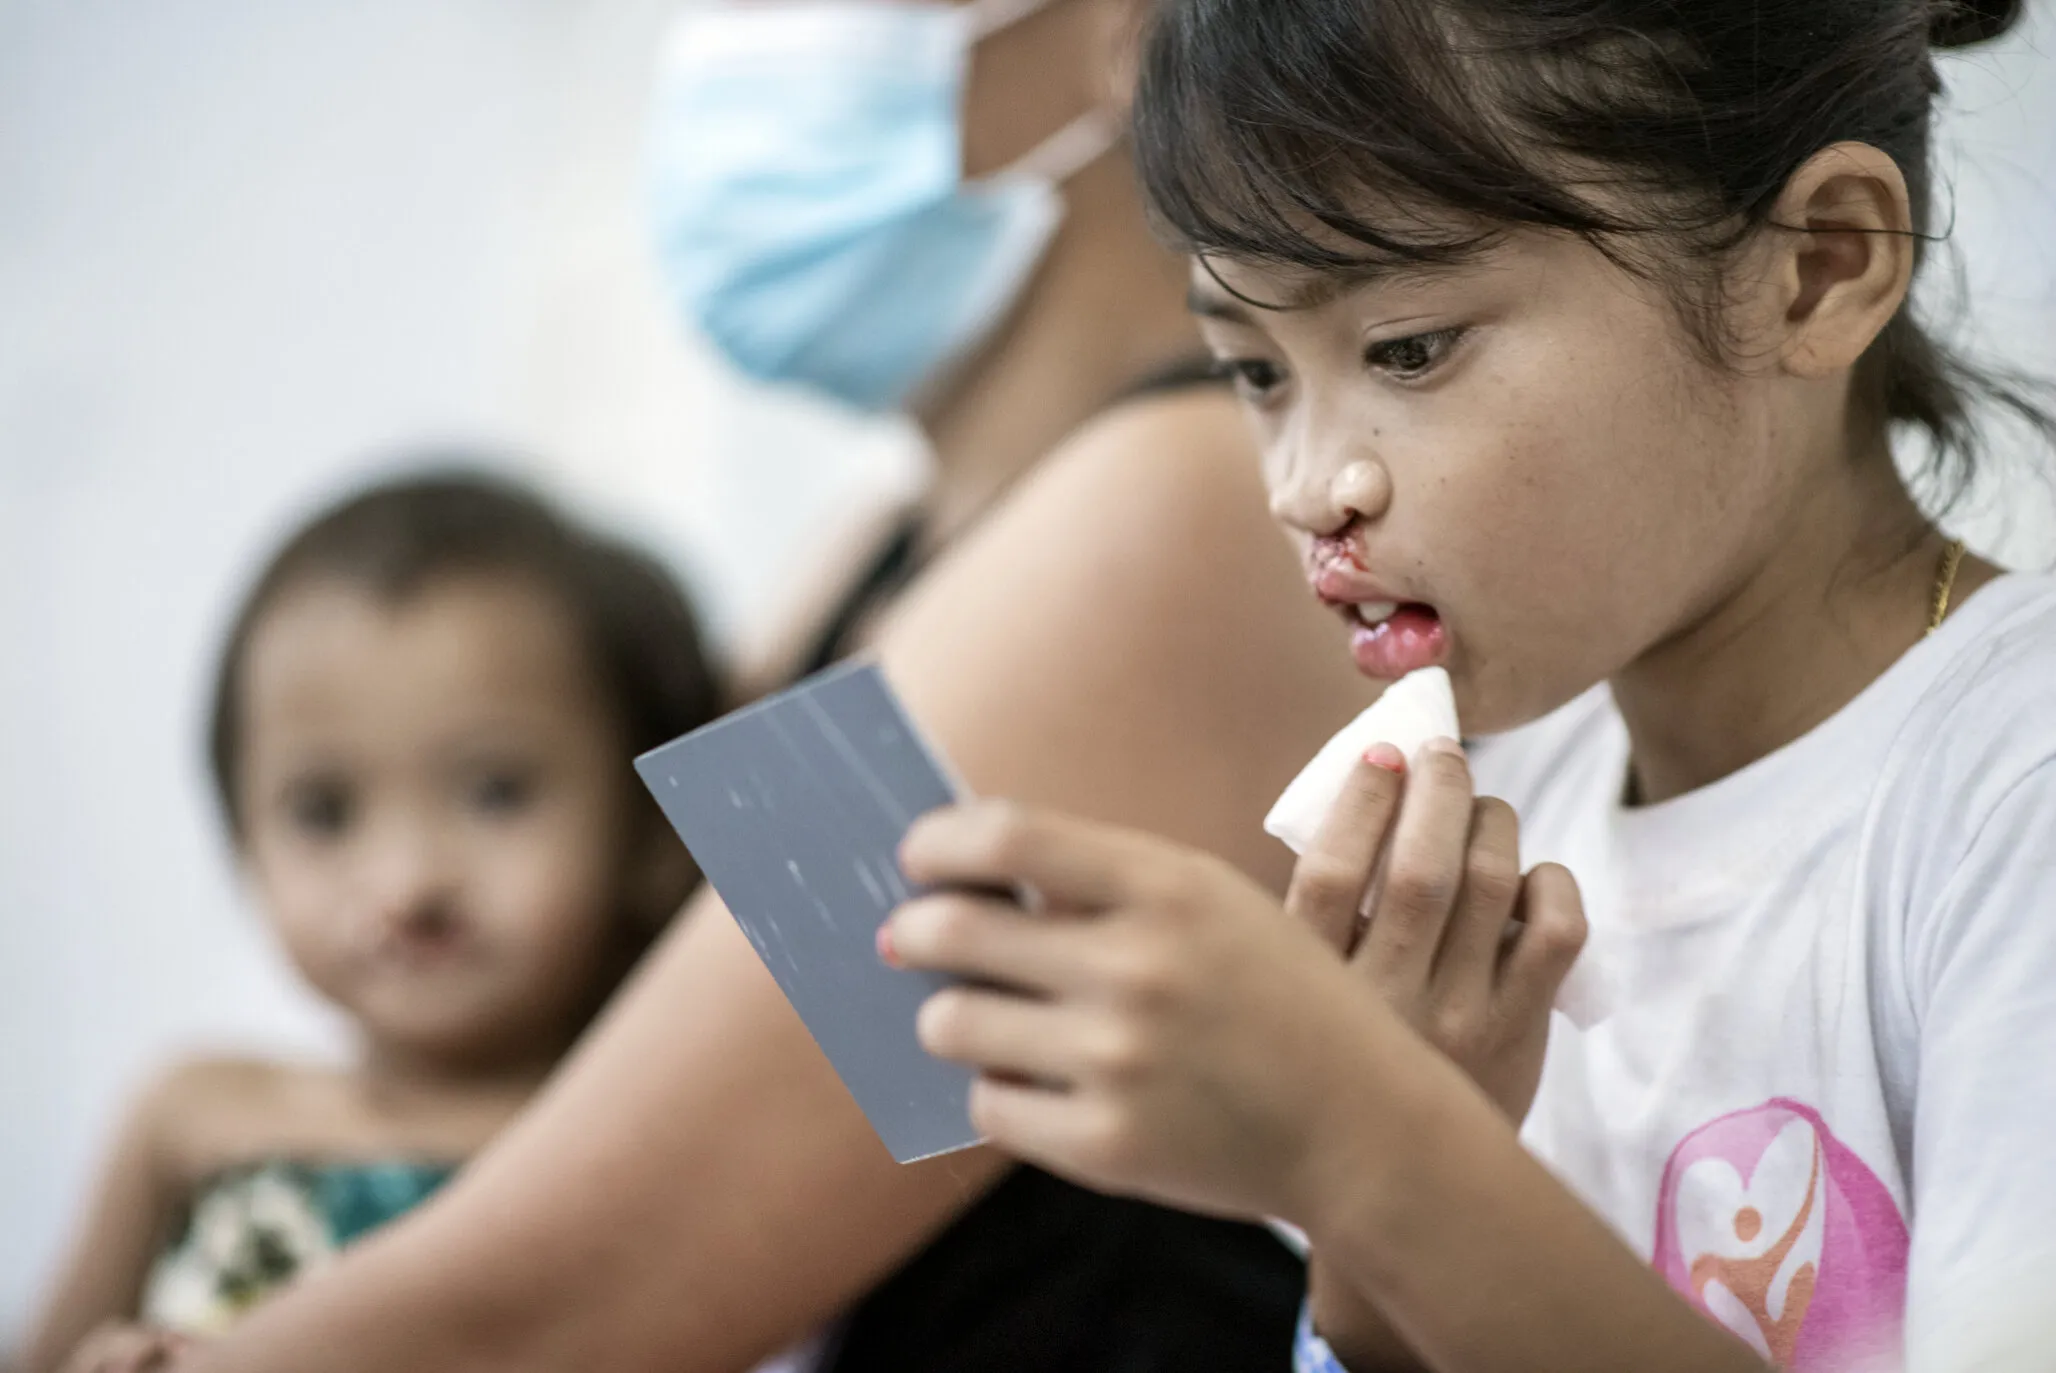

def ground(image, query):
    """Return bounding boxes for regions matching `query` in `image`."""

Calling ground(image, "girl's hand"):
[884,802,1410,1225]
[1285,739,1587,1371]
[1291,738,1585,1122]
[57,1323,193,1373]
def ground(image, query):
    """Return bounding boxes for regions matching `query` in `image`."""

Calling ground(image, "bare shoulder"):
[129,1055,278,1136]
[135,1055,337,1186]
[879,387,1373,890]
[998,385,1283,559]
[142,1053,316,1113]
[890,385,1291,663]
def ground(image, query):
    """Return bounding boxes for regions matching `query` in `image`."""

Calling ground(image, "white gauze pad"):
[1264,667,1459,856]
[1263,666,1616,1028]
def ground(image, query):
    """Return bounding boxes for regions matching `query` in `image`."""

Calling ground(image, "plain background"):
[1,0,2050,1350]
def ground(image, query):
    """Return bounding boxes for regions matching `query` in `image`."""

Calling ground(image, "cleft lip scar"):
[1308,529,1368,581]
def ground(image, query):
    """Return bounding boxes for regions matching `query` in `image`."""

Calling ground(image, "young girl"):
[878,1,2056,1370]
[22,472,719,1373]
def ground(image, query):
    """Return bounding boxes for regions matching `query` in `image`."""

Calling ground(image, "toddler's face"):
[234,573,637,1073]
[1191,228,1810,735]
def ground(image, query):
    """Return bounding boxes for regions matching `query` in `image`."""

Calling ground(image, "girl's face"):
[1193,230,1809,734]
[235,573,639,1074]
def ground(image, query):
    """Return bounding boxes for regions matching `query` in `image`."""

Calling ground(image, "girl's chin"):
[1455,670,1603,742]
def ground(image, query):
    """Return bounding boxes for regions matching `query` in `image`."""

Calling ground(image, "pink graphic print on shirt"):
[1652,1099,1907,1369]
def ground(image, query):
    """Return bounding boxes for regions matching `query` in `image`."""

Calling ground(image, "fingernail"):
[1422,735,1464,758]
[876,921,902,967]
[1363,742,1407,773]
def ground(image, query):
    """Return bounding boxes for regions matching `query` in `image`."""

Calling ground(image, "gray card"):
[635,660,980,1163]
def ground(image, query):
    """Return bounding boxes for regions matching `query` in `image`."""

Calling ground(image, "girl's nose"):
[383,894,464,951]
[1269,447,1393,537]
[362,829,460,942]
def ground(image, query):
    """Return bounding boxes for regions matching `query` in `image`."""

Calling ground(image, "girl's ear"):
[1768,141,1916,380]
[1095,0,1150,112]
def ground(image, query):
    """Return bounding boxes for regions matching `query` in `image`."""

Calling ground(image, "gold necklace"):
[1622,535,1967,806]
[1927,538,1968,637]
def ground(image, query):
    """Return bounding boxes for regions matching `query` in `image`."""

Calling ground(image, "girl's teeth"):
[1355,601,1399,626]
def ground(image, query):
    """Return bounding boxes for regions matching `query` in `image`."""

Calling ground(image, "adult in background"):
[167,1,1372,1369]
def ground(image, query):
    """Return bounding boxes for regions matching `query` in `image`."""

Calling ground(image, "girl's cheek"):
[483,825,619,954]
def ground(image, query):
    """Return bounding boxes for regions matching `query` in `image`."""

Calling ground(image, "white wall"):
[0,0,2050,1351]
[1919,8,2056,554]
[0,0,570,1343]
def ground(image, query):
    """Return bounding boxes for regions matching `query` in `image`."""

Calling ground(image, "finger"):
[966,1076,1124,1186]
[900,802,1154,912]
[134,1340,180,1373]
[885,893,1100,996]
[59,1332,102,1373]
[1499,863,1588,1024]
[147,1336,193,1373]
[917,986,1094,1084]
[1286,745,1406,952]
[1358,737,1475,990]
[1431,797,1522,1003]
[110,1334,166,1373]
[73,1329,142,1369]
[72,1331,155,1373]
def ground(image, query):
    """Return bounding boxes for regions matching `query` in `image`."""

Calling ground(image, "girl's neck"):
[356,1035,560,1110]
[913,147,1201,555]
[1611,443,1998,805]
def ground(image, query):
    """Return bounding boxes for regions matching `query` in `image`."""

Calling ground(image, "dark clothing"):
[826,1170,1303,1373]
[797,519,922,678]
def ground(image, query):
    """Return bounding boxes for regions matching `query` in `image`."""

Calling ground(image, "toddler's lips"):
[368,914,479,969]
[1347,601,1447,680]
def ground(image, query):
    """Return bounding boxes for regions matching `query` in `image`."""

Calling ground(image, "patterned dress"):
[142,1159,456,1335]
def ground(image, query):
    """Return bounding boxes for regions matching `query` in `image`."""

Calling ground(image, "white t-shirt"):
[1473,572,2056,1373]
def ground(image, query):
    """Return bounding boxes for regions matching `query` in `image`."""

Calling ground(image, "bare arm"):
[21,1069,194,1372]
[1305,1057,1762,1373]
[185,390,1374,1373]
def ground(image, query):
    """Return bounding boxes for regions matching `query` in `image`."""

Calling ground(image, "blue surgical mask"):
[646,0,1118,413]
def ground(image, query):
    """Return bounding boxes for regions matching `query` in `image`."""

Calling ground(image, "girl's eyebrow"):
[1185,283,1253,323]
[1186,260,1444,321]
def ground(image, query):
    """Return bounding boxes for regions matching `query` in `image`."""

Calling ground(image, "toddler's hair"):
[207,467,722,840]
[1134,0,2050,503]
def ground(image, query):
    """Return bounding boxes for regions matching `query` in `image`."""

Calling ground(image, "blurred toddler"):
[22,471,720,1371]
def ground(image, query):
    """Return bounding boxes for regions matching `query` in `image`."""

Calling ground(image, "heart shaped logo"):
[1672,1117,1823,1362]
[1653,1099,1907,1371]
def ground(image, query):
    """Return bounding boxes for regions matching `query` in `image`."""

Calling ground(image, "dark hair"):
[1134,0,2050,500]
[208,467,721,868]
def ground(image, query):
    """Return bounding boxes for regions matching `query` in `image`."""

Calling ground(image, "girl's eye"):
[467,768,536,817]
[1214,357,1288,401]
[283,778,354,839]
[1364,328,1464,380]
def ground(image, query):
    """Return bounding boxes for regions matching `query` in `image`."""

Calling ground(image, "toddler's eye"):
[1215,356,1287,401]
[467,768,536,817]
[1363,328,1464,380]
[284,778,354,839]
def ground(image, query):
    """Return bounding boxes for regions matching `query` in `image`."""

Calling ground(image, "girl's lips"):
[1349,604,1448,680]
[1306,553,1446,678]
[1312,562,1404,606]
[369,914,480,969]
